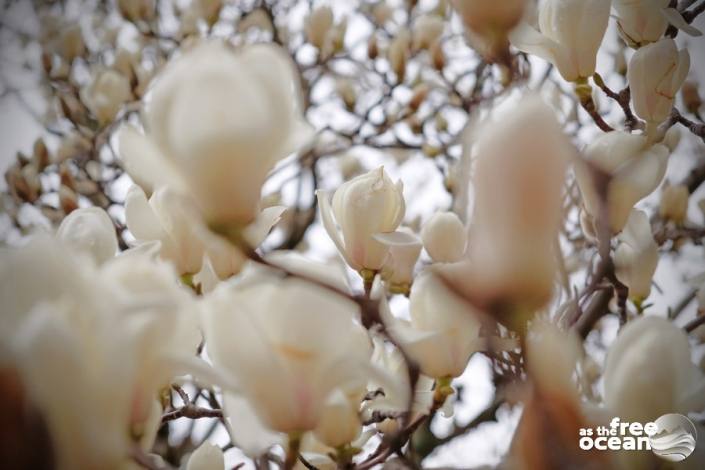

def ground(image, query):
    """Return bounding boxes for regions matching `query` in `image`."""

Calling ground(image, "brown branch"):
[684,314,705,333]
[671,108,705,143]
[161,405,223,423]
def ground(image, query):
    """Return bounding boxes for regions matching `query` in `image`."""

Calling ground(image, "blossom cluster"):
[1,1,705,469]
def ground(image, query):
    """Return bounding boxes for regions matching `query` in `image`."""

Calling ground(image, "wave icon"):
[650,414,698,462]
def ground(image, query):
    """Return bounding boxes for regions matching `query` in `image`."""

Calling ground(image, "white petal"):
[242,205,287,247]
[116,125,184,193]
[662,8,702,36]
[316,190,355,268]
[223,393,283,457]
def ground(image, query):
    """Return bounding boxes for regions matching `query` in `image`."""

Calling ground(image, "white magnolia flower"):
[603,316,705,423]
[442,95,569,310]
[659,184,689,224]
[384,272,484,379]
[313,387,364,448]
[451,0,525,59]
[613,209,659,302]
[628,38,690,127]
[0,235,103,338]
[125,185,205,275]
[1,238,206,469]
[57,207,118,265]
[118,41,312,226]
[363,335,452,427]
[613,0,701,47]
[576,131,669,233]
[374,229,422,294]
[126,184,286,280]
[318,167,406,274]
[186,442,225,470]
[81,69,132,125]
[420,211,467,263]
[510,0,611,81]
[201,262,374,436]
[453,0,525,33]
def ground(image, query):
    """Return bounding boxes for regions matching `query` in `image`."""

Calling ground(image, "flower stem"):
[284,432,302,470]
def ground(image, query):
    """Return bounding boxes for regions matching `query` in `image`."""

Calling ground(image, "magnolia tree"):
[2,0,705,469]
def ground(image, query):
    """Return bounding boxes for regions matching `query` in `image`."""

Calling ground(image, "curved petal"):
[662,8,702,37]
[124,185,165,241]
[316,190,354,268]
[223,393,283,457]
[242,205,287,247]
[509,23,561,68]
[116,126,185,193]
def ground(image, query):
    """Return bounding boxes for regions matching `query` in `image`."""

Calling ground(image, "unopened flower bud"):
[305,6,334,49]
[682,81,702,115]
[659,184,689,225]
[388,29,410,81]
[59,184,79,214]
[412,15,444,51]
[628,38,690,128]
[421,212,466,263]
[57,207,118,264]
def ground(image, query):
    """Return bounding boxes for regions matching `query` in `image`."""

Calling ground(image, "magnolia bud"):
[32,138,50,171]
[81,69,132,126]
[305,6,334,49]
[386,272,484,378]
[452,0,525,61]
[368,34,379,59]
[412,15,444,51]
[409,83,429,111]
[388,29,410,81]
[430,39,445,70]
[58,184,79,214]
[372,3,393,25]
[57,207,118,265]
[336,79,356,110]
[682,81,703,115]
[510,0,610,81]
[603,316,705,423]
[628,38,690,127]
[659,184,689,225]
[613,0,669,47]
[421,212,466,263]
[614,210,658,302]
[313,389,362,448]
[318,167,405,273]
[118,0,155,22]
[196,0,223,26]
[375,229,422,294]
[576,131,669,233]
[614,0,701,47]
[441,95,569,313]
[59,25,86,62]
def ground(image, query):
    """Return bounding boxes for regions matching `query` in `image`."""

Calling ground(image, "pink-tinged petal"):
[223,393,283,457]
